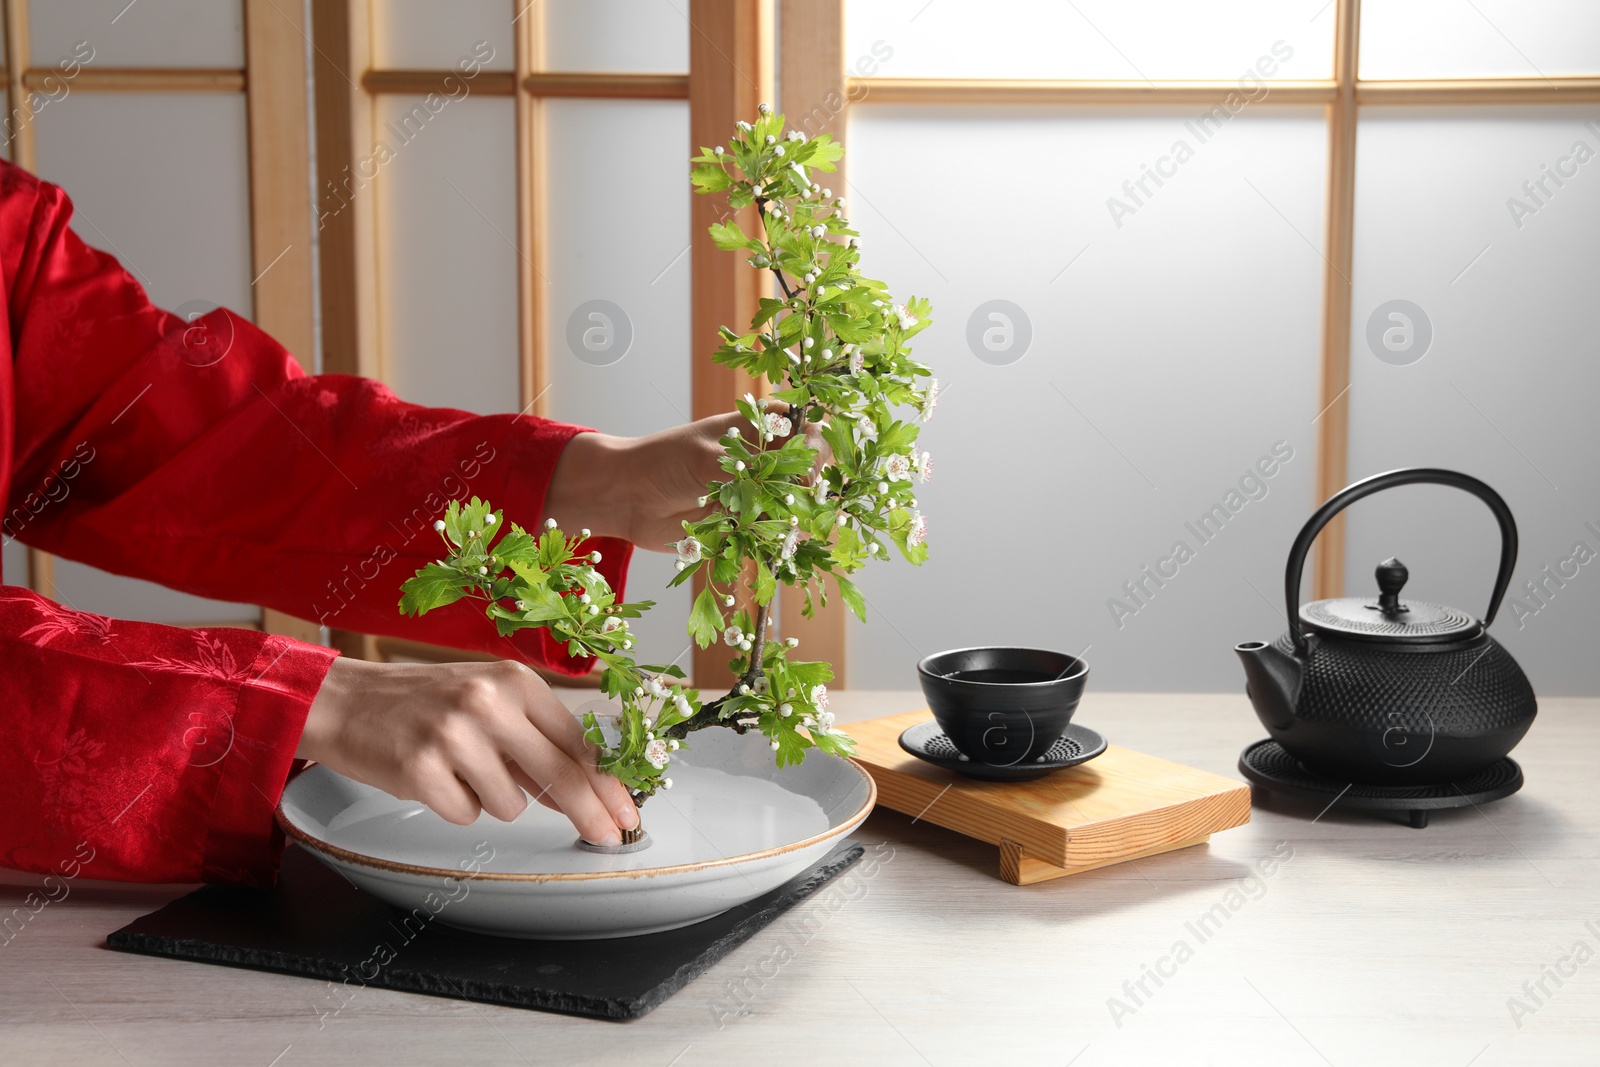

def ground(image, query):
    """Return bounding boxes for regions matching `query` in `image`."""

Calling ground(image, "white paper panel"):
[845,0,1334,81]
[542,0,688,73]
[373,94,519,414]
[371,0,514,71]
[31,0,243,69]
[844,105,1327,691]
[542,99,691,670]
[32,92,258,623]
[1347,107,1600,697]
[1361,0,1600,80]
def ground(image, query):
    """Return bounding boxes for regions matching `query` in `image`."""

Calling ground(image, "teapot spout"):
[1235,641,1303,731]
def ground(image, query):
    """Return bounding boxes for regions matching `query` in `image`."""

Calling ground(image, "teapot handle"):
[1284,467,1518,654]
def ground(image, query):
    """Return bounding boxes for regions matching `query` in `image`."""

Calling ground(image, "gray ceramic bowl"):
[916,647,1089,766]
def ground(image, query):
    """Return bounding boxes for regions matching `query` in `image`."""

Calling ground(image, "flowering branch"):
[675,105,938,745]
[396,107,936,809]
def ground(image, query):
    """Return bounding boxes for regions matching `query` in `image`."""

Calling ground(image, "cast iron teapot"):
[1235,467,1536,785]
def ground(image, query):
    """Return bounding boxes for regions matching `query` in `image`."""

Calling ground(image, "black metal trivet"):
[106,839,863,1021]
[1238,739,1523,828]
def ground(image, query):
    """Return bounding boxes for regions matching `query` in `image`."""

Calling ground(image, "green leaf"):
[398,563,468,617]
[688,585,723,649]
[690,163,733,192]
[834,573,868,623]
[708,220,755,251]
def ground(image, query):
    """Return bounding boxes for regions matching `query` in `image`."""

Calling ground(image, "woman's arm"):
[2,164,624,673]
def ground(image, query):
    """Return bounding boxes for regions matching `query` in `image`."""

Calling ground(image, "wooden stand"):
[849,711,1252,885]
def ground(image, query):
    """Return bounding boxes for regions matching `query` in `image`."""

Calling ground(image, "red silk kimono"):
[0,161,631,886]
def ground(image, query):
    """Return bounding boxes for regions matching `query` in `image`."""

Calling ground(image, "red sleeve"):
[0,164,631,884]
[3,163,632,670]
[0,585,338,885]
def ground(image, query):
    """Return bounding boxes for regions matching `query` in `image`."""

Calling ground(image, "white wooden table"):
[4,690,1597,1066]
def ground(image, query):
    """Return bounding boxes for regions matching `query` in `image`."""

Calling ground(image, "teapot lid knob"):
[1375,557,1409,615]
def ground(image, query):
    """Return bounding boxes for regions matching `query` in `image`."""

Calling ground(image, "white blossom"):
[908,510,928,548]
[477,565,488,575]
[765,134,776,145]
[892,304,918,330]
[785,637,799,648]
[783,493,795,505]
[736,120,752,132]
[484,514,496,525]
[713,145,724,155]
[867,542,880,555]
[764,411,793,438]
[602,616,621,632]
[544,518,558,529]
[850,348,865,374]
[580,527,591,539]
[590,551,603,563]
[773,145,785,157]
[735,460,746,472]
[757,102,772,115]
[815,709,836,734]
[811,225,826,238]
[917,449,935,483]
[724,626,743,647]
[810,684,830,711]
[645,738,670,769]
[920,379,941,422]
[771,739,780,750]
[803,336,814,349]
[781,527,800,559]
[821,188,832,198]
[882,453,912,481]
[662,777,674,789]
[778,703,793,717]
[724,594,736,607]
[837,197,848,208]
[433,519,446,531]
[675,537,703,564]
[697,495,709,507]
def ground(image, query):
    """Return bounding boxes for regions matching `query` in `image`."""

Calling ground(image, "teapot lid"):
[1299,558,1482,643]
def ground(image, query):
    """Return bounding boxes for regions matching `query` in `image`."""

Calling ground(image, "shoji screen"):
[817,0,1600,692]
[319,0,695,671]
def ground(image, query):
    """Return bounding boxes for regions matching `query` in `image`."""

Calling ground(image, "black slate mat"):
[107,839,863,1021]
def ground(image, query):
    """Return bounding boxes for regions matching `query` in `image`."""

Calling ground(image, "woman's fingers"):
[411,754,484,826]
[449,744,530,824]
[503,667,640,830]
[496,719,626,846]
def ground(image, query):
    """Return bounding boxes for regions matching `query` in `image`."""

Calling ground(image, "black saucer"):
[899,719,1108,782]
[1238,739,1524,828]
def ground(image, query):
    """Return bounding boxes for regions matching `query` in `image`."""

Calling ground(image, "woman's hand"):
[297,657,641,844]
[546,407,826,551]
